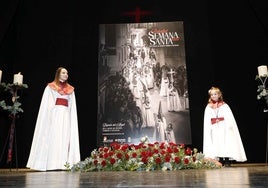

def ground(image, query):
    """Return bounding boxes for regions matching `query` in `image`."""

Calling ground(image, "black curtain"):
[0,0,268,168]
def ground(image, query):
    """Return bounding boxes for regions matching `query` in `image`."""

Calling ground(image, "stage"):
[1,163,268,187]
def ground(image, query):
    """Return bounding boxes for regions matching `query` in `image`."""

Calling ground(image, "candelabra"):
[256,65,268,165]
[0,82,28,170]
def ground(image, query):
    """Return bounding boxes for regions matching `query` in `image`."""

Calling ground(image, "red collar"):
[48,81,74,95]
[208,101,224,109]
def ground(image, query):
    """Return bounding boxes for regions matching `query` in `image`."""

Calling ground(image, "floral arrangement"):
[67,136,222,172]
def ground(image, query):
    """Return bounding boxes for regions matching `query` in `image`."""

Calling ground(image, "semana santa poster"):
[97,21,191,146]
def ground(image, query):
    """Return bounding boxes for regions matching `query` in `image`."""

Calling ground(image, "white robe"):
[154,116,168,142]
[203,103,247,162]
[159,77,169,97]
[26,85,80,171]
[165,126,176,143]
[167,87,183,112]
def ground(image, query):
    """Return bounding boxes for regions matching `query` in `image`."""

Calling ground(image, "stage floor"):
[1,163,268,187]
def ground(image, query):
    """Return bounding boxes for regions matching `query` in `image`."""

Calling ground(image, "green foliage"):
[0,99,24,115]
[0,82,28,115]
[256,75,268,106]
[67,141,222,172]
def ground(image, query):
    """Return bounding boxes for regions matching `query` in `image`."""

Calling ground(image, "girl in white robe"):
[167,84,183,112]
[153,114,168,142]
[164,122,176,143]
[203,87,247,166]
[26,67,80,171]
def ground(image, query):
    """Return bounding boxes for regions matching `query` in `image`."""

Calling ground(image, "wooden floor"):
[1,164,268,187]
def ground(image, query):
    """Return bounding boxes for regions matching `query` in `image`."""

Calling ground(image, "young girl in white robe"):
[27,67,80,171]
[203,86,247,166]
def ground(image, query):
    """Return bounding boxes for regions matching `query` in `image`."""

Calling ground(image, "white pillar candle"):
[0,70,2,83]
[258,65,268,77]
[13,72,23,85]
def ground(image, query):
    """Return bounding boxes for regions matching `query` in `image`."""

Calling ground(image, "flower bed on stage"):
[67,138,222,172]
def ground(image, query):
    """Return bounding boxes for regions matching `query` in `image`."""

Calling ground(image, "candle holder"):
[256,65,268,165]
[0,82,28,170]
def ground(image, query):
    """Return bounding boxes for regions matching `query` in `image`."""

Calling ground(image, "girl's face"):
[210,90,220,102]
[59,68,68,82]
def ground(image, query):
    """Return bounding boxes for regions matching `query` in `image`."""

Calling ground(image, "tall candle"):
[258,65,268,77]
[13,72,23,85]
[0,70,2,83]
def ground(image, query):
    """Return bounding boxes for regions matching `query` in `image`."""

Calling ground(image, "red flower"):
[160,150,166,155]
[159,143,165,149]
[94,159,98,165]
[103,153,109,158]
[173,147,179,153]
[155,157,162,164]
[147,151,153,157]
[148,143,154,147]
[185,147,192,155]
[153,148,159,154]
[174,156,181,164]
[132,152,137,158]
[164,155,171,162]
[141,151,147,158]
[125,153,129,160]
[69,141,222,172]
[103,147,109,152]
[166,147,173,153]
[134,145,141,150]
[169,142,177,147]
[121,144,129,151]
[101,160,106,167]
[141,157,148,163]
[110,158,116,165]
[113,143,121,150]
[184,158,189,164]
[110,142,120,150]
[116,152,123,159]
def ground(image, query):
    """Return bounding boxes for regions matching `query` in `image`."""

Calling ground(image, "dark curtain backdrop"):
[0,0,267,168]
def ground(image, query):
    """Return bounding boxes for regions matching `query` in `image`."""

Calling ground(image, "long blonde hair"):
[208,86,223,103]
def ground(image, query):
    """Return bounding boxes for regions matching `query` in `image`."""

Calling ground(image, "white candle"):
[258,65,268,77]
[0,70,2,83]
[13,72,23,85]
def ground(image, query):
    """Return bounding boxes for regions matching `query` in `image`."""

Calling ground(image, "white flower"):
[140,136,149,144]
